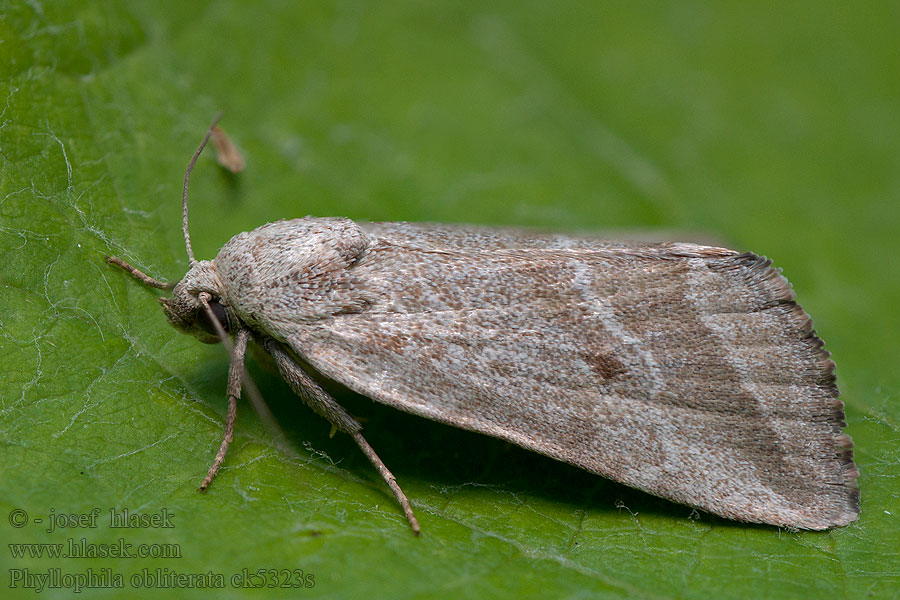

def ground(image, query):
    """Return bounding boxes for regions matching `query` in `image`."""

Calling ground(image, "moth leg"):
[105,256,174,290]
[349,430,421,536]
[262,339,362,434]
[263,338,421,535]
[199,328,250,491]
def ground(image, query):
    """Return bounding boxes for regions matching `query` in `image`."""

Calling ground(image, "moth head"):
[159,260,236,344]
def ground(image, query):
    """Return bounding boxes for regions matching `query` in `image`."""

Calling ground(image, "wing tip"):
[722,251,860,500]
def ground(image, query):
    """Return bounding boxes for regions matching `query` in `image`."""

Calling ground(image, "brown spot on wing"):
[582,351,628,379]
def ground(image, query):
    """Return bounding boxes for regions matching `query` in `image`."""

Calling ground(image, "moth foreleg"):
[263,338,421,535]
[199,328,250,491]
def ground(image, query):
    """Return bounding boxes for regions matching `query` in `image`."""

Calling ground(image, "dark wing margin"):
[708,252,858,519]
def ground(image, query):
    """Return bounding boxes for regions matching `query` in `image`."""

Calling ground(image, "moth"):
[108,116,859,534]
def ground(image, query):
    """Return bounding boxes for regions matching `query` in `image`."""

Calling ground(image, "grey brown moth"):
[108,116,859,534]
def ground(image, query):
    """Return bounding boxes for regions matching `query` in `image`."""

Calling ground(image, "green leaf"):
[2,1,898,598]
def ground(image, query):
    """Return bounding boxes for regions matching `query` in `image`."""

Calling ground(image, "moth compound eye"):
[198,299,231,335]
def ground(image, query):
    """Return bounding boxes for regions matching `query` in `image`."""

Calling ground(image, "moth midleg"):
[199,328,249,491]
[349,430,421,535]
[263,339,362,434]
[263,338,421,535]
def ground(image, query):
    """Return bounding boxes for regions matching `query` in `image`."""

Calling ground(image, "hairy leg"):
[199,328,250,491]
[263,338,421,535]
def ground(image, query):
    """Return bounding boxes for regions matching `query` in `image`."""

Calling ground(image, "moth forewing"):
[243,221,857,530]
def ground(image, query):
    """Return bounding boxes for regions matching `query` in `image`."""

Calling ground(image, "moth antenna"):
[183,112,225,266]
[104,255,175,290]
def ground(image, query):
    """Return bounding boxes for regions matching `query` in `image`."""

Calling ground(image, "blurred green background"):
[1,2,898,598]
